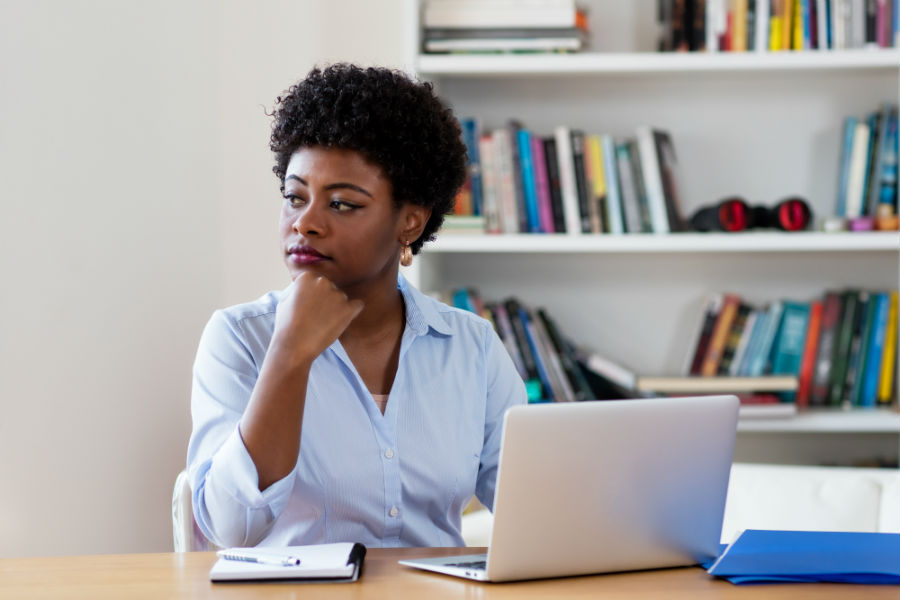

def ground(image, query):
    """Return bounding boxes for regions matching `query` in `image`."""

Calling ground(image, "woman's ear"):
[400,203,432,242]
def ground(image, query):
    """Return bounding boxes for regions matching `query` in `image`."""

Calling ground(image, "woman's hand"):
[271,271,364,366]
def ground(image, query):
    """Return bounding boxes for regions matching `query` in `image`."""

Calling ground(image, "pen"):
[217,550,301,567]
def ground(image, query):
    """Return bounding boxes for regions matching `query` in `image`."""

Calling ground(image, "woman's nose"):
[292,200,324,235]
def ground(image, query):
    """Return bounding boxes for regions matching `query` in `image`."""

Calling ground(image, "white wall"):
[0,0,404,558]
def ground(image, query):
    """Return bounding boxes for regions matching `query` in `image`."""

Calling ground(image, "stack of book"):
[450,118,686,235]
[834,102,899,231]
[683,289,899,409]
[658,0,900,52]
[422,0,589,54]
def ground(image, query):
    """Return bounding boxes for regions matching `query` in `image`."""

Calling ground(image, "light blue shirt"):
[187,275,526,549]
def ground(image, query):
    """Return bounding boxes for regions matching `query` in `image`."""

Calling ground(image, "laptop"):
[399,395,739,582]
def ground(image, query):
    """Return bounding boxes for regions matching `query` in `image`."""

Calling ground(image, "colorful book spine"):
[747,301,785,377]
[531,135,555,233]
[796,300,823,409]
[842,291,871,405]
[701,294,742,376]
[459,118,483,216]
[877,290,898,404]
[570,130,592,233]
[543,137,568,233]
[810,291,844,406]
[860,292,890,406]
[770,300,812,402]
[584,134,606,233]
[492,129,520,234]
[517,129,541,233]
[477,134,502,233]
[738,308,770,376]
[828,290,861,406]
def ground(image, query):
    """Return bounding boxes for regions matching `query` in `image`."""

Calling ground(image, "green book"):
[769,301,811,403]
[827,290,861,407]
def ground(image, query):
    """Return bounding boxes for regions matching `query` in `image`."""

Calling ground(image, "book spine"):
[809,291,843,405]
[504,298,543,400]
[835,116,857,217]
[570,130,593,233]
[686,293,725,375]
[757,0,773,50]
[529,310,575,401]
[844,120,871,218]
[543,137,568,233]
[536,308,594,401]
[553,126,583,235]
[737,308,769,376]
[842,290,871,405]
[877,109,897,216]
[478,134,502,234]
[601,135,625,234]
[860,292,889,406]
[747,300,784,377]
[729,308,759,376]
[817,0,830,48]
[586,134,608,233]
[488,302,528,380]
[795,300,823,409]
[877,290,898,404]
[627,139,655,232]
[531,135,555,233]
[828,290,860,406]
[701,294,742,376]
[460,118,483,216]
[653,130,686,231]
[493,129,521,233]
[770,301,812,402]
[507,121,529,233]
[616,141,643,233]
[516,129,541,233]
[636,126,671,234]
[518,305,557,401]
[718,302,753,375]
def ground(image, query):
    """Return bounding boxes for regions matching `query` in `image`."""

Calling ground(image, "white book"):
[844,121,872,218]
[553,125,583,235]
[423,0,577,29]
[635,126,670,234]
[493,129,521,233]
[477,134,502,233]
[816,0,829,49]
[425,37,581,52]
[756,0,771,51]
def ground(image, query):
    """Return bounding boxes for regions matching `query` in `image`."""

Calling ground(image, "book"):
[729,308,759,376]
[737,308,770,376]
[487,302,528,381]
[600,134,625,234]
[492,128,520,233]
[477,134,502,233]
[685,293,725,376]
[828,289,861,406]
[422,0,580,29]
[635,375,798,394]
[570,129,592,233]
[809,291,844,406]
[210,542,366,582]
[459,117,483,216]
[769,300,811,402]
[553,125,582,234]
[615,141,645,233]
[795,299,823,409]
[516,128,541,232]
[877,290,898,404]
[542,137,568,233]
[859,291,889,406]
[530,135,555,233]
[844,118,872,218]
[537,309,595,401]
[842,290,871,405]
[585,133,607,233]
[700,294,742,377]
[653,129,687,231]
[717,301,753,375]
[635,126,670,234]
[507,120,529,232]
[504,298,545,401]
[835,116,858,217]
[707,530,900,585]
[745,301,784,377]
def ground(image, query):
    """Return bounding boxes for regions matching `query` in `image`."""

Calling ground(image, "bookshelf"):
[404,0,900,466]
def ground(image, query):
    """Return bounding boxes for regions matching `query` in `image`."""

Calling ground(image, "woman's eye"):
[331,199,359,212]
[284,194,305,208]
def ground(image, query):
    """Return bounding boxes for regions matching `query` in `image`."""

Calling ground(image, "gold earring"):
[400,241,413,267]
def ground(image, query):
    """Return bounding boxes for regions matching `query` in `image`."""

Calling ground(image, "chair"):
[172,469,217,552]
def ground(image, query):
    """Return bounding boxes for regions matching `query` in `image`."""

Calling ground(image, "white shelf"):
[427,231,900,254]
[738,408,900,433]
[417,49,900,77]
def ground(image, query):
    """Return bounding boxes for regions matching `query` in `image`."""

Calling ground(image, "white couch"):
[461,463,900,547]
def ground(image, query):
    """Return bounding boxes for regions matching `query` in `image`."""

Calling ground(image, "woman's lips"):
[287,244,329,265]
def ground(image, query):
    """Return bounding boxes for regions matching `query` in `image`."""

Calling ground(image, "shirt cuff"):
[213,426,296,509]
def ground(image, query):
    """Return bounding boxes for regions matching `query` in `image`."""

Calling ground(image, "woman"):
[186,64,526,549]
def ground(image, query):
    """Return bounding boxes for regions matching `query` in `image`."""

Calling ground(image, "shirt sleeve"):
[186,310,295,548]
[475,324,527,511]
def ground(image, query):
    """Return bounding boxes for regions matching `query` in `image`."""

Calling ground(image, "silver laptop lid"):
[485,395,739,582]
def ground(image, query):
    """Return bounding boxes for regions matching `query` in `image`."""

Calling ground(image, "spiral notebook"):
[210,542,366,583]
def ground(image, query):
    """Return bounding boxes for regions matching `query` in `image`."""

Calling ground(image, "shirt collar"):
[398,273,454,337]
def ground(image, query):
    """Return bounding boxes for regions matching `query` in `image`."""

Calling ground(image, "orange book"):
[795,300,823,409]
[701,294,742,376]
[782,0,794,50]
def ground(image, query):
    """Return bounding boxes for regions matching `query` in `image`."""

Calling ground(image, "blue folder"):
[706,530,900,585]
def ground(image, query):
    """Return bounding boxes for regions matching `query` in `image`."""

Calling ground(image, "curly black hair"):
[269,63,468,254]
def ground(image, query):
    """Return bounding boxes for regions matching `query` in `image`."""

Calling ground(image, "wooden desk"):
[1,546,895,599]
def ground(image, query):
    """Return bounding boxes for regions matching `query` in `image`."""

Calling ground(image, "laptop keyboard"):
[445,560,487,570]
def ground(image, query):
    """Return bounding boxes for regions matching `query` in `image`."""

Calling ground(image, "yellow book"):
[782,0,793,50]
[769,16,784,50]
[877,291,898,404]
[792,0,804,50]
[732,0,748,52]
[586,134,606,234]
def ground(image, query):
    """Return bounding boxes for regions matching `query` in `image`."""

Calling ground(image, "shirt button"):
[389,506,399,518]
[384,449,394,459]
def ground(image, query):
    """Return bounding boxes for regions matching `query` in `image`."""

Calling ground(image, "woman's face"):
[279,146,428,294]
